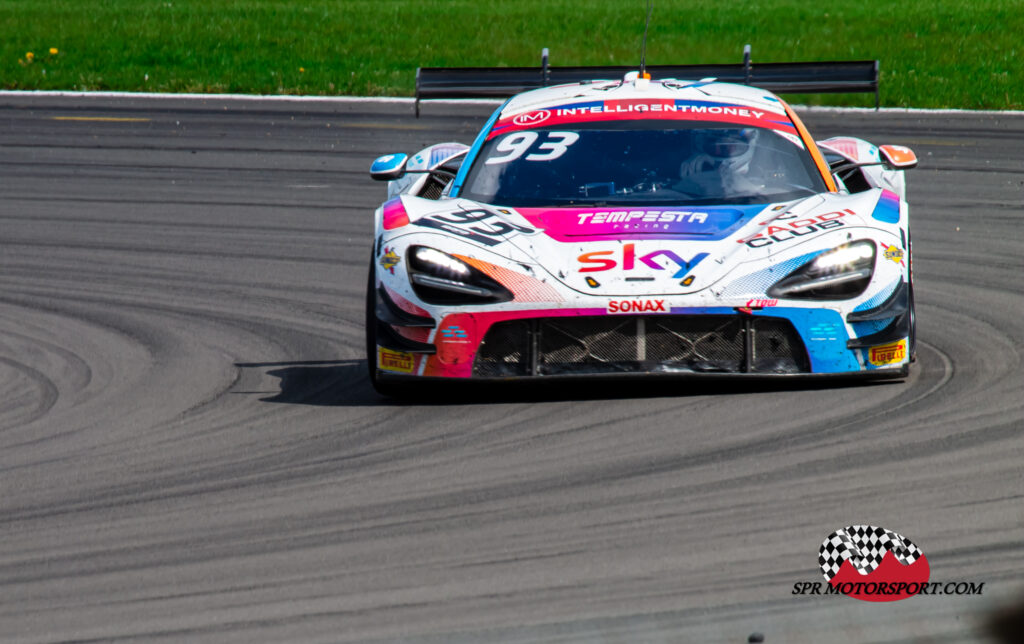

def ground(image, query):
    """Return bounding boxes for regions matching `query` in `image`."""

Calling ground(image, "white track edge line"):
[0,90,501,106]
[1,90,1022,115]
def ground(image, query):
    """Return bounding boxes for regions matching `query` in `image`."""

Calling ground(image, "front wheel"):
[907,232,916,363]
[908,281,917,363]
[364,256,409,397]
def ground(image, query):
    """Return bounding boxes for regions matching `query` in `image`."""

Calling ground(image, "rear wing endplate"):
[415,45,879,116]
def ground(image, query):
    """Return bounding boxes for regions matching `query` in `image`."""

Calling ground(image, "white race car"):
[366,72,917,394]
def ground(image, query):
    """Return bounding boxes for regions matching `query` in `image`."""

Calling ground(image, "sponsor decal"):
[377,347,415,373]
[808,321,842,342]
[487,99,798,140]
[739,209,854,248]
[883,244,905,264]
[577,210,708,225]
[512,110,551,126]
[737,299,778,314]
[607,299,666,314]
[791,525,985,602]
[413,207,535,246]
[553,103,766,120]
[577,243,708,280]
[439,325,469,342]
[378,246,400,274]
[869,339,906,366]
[517,205,762,242]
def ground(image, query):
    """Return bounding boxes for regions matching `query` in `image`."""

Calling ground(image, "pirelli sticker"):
[378,347,416,373]
[868,339,907,366]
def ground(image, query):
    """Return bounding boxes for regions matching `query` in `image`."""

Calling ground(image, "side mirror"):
[879,145,918,170]
[370,153,409,181]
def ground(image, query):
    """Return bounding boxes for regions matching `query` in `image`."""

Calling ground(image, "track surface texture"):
[1,95,1022,644]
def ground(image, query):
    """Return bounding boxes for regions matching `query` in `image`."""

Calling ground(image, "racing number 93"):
[485,131,580,165]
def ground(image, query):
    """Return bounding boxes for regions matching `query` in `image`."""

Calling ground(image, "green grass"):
[2,0,1021,109]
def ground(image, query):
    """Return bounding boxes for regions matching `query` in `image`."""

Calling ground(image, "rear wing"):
[415,45,879,116]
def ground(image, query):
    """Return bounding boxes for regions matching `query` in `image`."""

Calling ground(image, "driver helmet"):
[681,128,759,176]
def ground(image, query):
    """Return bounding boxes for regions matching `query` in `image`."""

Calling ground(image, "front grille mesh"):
[751,319,811,373]
[541,318,636,365]
[645,317,746,371]
[473,320,530,377]
[473,315,809,377]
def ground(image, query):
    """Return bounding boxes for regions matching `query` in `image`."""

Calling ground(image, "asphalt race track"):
[1,94,1022,644]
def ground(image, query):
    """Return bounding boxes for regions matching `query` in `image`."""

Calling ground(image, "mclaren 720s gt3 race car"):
[365,71,917,395]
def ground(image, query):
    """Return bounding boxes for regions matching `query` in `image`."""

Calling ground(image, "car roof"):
[499,77,790,120]
[473,75,839,195]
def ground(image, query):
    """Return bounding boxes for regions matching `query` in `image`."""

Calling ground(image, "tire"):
[365,256,409,397]
[907,232,916,363]
[908,281,917,363]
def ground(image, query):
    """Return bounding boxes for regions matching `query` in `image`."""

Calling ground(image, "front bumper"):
[472,314,808,376]
[374,301,910,381]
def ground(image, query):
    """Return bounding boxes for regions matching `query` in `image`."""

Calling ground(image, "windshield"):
[460,120,828,207]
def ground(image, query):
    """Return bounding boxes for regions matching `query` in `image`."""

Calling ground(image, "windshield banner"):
[489,99,797,140]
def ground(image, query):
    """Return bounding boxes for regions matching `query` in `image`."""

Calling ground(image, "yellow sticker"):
[883,245,904,263]
[378,347,415,373]
[869,339,906,366]
[379,247,401,274]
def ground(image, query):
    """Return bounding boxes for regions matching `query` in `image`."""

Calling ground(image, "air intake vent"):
[418,176,448,200]
[473,315,809,376]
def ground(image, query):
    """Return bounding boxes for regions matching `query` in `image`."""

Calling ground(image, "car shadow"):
[233,360,382,406]
[235,359,901,407]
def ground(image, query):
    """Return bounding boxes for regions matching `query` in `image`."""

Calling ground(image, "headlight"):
[407,246,513,305]
[767,240,876,300]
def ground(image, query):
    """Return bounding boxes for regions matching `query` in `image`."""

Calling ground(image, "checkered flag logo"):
[819,525,923,582]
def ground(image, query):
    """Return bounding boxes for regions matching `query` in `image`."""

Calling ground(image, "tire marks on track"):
[0,96,1022,644]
